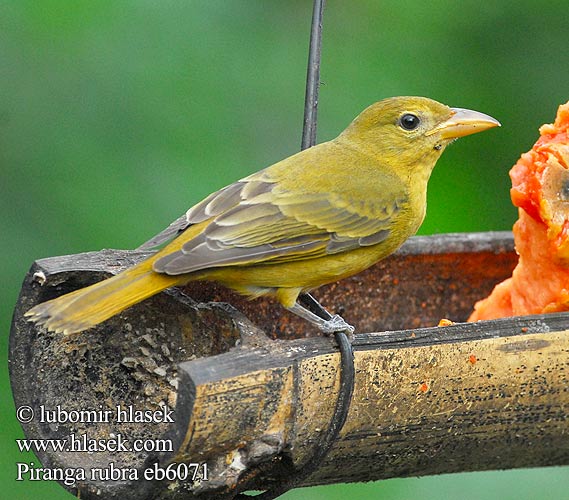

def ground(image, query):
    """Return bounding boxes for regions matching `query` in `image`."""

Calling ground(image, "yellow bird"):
[26,96,499,335]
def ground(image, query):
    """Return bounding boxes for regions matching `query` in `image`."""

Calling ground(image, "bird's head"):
[339,96,500,174]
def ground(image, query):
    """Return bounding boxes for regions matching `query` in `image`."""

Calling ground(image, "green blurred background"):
[2,1,568,498]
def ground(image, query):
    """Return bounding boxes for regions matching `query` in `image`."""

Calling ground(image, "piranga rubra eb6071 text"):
[26,96,500,335]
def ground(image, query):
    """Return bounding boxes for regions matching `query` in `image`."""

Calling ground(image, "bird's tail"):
[25,260,183,335]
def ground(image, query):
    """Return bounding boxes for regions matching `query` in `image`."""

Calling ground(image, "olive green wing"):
[153,168,407,275]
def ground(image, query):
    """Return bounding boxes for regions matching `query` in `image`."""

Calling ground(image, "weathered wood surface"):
[179,320,569,493]
[9,232,569,498]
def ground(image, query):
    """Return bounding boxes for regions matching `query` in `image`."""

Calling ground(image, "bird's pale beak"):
[427,107,501,139]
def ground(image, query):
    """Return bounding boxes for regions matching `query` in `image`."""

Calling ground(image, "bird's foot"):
[286,302,355,337]
[320,314,355,335]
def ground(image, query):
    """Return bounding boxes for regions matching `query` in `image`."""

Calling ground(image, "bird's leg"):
[287,303,354,334]
[287,293,355,335]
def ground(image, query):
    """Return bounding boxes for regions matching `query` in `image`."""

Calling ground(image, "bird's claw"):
[321,314,355,336]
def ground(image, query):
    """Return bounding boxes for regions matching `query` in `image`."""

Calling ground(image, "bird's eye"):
[398,113,421,131]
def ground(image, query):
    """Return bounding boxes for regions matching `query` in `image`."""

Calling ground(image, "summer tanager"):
[26,96,499,335]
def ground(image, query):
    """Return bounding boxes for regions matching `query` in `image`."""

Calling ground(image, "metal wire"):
[238,1,356,497]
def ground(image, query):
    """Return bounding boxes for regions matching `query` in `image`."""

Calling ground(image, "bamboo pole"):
[11,232,569,499]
